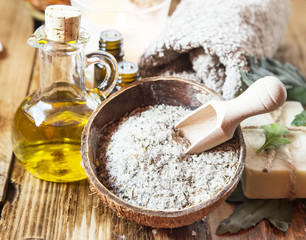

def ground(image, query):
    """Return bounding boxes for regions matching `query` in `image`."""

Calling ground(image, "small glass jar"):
[116,61,140,90]
[94,29,124,88]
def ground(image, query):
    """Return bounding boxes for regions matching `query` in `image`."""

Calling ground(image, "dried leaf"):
[240,56,306,105]
[287,87,306,106]
[266,199,293,232]
[217,183,293,234]
[217,199,267,234]
[217,199,292,234]
[226,182,246,203]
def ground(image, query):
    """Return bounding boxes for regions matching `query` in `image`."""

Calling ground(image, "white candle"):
[71,0,171,63]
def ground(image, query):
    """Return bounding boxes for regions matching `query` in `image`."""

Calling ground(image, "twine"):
[262,148,276,173]
[242,125,306,132]
[283,147,296,200]
[287,126,306,132]
[261,147,296,199]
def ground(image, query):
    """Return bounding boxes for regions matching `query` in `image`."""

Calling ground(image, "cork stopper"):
[45,5,81,43]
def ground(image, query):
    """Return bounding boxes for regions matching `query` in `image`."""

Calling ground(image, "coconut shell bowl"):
[81,76,246,228]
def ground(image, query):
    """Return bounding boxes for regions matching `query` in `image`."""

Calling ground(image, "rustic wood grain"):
[274,0,306,75]
[1,0,306,239]
[0,0,35,204]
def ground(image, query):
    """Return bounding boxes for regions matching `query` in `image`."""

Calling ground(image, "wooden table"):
[0,0,306,239]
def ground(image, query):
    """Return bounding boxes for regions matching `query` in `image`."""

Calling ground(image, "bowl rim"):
[71,0,172,15]
[81,76,246,218]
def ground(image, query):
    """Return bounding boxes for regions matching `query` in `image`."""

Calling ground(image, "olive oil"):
[12,18,118,182]
[12,91,94,182]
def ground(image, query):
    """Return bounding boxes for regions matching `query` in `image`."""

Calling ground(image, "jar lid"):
[99,29,123,50]
[118,61,139,80]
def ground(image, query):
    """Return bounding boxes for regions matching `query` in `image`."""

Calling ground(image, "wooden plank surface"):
[1,0,306,239]
[0,0,35,204]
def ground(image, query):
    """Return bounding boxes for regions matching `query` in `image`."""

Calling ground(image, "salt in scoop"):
[175,76,287,154]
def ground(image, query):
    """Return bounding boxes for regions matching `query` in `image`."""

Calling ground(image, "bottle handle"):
[86,51,118,98]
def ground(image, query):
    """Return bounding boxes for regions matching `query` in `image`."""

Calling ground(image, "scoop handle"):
[224,76,287,128]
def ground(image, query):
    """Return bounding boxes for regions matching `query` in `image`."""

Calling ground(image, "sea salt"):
[98,104,239,210]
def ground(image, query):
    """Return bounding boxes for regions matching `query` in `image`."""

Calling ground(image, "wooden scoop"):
[175,76,287,154]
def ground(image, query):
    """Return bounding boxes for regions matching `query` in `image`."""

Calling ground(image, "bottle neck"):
[39,45,86,97]
[100,47,124,62]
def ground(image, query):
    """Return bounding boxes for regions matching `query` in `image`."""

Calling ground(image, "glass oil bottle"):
[11,25,118,182]
[116,61,140,91]
[94,29,124,88]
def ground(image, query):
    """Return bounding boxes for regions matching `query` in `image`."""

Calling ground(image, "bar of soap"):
[241,101,306,199]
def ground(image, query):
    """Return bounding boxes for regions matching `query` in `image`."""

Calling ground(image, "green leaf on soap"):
[256,123,291,154]
[216,199,293,234]
[217,183,293,235]
[240,55,306,105]
[291,110,306,126]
